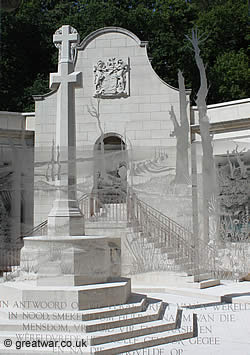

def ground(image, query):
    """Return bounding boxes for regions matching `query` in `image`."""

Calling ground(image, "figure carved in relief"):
[116,59,127,93]
[93,60,106,94]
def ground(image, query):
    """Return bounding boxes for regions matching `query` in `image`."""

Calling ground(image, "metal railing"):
[1,188,220,279]
[0,247,20,272]
[126,190,218,277]
[25,220,48,237]
[79,192,127,222]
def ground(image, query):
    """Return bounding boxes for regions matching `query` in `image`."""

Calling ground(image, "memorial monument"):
[0,25,196,354]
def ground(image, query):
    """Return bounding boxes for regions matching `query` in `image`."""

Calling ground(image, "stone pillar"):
[47,25,84,237]
[191,132,199,272]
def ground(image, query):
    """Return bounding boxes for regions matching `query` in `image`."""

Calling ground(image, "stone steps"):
[0,280,131,311]
[0,303,161,335]
[0,297,197,355]
[89,306,178,346]
[190,273,215,283]
[93,309,196,355]
[0,294,147,322]
[199,279,220,289]
[84,301,164,332]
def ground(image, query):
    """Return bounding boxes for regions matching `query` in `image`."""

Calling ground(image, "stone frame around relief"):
[93,57,130,99]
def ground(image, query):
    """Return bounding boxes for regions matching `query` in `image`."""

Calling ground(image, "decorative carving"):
[53,25,79,64]
[217,148,250,242]
[54,42,62,61]
[93,58,129,98]
[45,139,61,182]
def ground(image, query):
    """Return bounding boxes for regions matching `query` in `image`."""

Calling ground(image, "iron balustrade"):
[0,189,231,280]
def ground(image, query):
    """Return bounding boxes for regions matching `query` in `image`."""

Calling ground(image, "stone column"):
[47,25,84,237]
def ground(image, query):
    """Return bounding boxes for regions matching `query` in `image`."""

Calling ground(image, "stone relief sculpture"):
[45,139,61,182]
[0,171,11,245]
[93,57,129,97]
[217,147,250,242]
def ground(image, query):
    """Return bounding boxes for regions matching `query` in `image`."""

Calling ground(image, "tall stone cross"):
[47,25,84,237]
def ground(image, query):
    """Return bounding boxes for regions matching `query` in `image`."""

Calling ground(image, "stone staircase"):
[1,191,218,354]
[125,227,220,289]
[0,293,197,354]
[78,192,220,289]
[2,192,220,289]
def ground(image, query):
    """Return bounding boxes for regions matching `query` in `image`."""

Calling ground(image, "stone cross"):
[48,25,84,237]
[53,25,78,63]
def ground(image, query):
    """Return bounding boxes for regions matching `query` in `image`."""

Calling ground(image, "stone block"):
[0,117,8,129]
[135,130,151,139]
[103,47,119,57]
[151,112,168,120]
[111,38,127,47]
[101,104,121,114]
[128,95,151,104]
[126,130,136,139]
[126,121,143,130]
[87,48,102,58]
[0,279,131,310]
[131,56,148,66]
[87,131,99,143]
[126,37,136,46]
[160,138,176,147]
[238,103,250,118]
[120,104,139,113]
[101,33,125,40]
[150,95,168,103]
[151,129,169,139]
[139,103,160,113]
[161,121,172,129]
[143,120,161,130]
[80,122,97,132]
[134,46,146,56]
[20,235,122,287]
[95,39,111,48]
[86,40,96,49]
[118,47,135,57]
[76,50,88,60]
[161,103,173,112]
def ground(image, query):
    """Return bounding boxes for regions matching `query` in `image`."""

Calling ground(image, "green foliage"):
[210,50,249,103]
[191,0,249,103]
[0,0,248,112]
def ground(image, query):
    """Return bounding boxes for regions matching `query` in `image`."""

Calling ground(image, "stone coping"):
[2,280,129,291]
[23,235,108,242]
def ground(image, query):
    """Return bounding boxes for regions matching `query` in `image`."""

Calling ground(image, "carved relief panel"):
[93,57,129,98]
[216,148,250,242]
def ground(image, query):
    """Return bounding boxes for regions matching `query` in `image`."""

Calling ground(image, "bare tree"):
[186,28,217,243]
[87,97,107,181]
[169,70,190,184]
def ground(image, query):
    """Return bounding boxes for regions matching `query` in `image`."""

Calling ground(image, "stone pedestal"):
[47,199,85,237]
[1,234,131,311]
[21,235,120,286]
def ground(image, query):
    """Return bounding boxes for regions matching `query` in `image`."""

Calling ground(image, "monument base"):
[48,199,85,236]
[1,234,130,310]
[0,279,131,310]
[20,235,121,286]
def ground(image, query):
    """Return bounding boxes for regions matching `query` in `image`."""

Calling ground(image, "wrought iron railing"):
[1,188,238,280]
[79,192,127,222]
[24,220,48,237]
[0,247,20,272]
[126,190,218,277]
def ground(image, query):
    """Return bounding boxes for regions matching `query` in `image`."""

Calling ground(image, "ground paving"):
[128,281,250,355]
